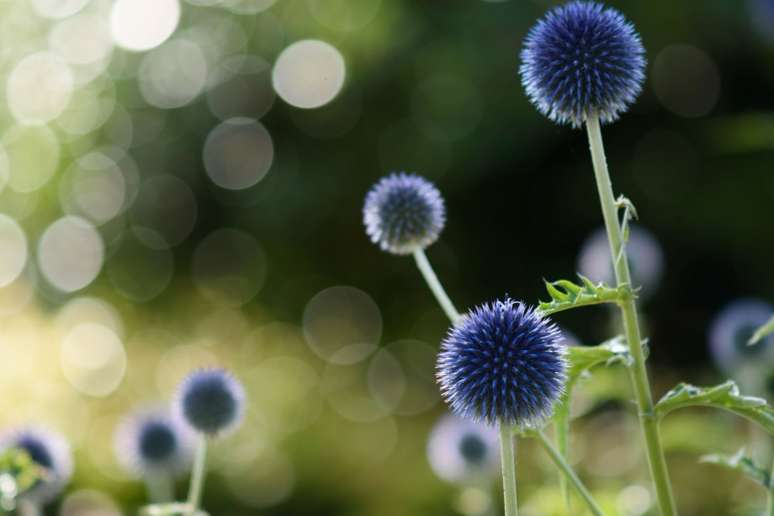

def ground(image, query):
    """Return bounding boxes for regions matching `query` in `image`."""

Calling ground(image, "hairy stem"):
[536,430,604,516]
[586,114,677,516]
[413,249,460,322]
[499,424,518,516]
[186,435,208,515]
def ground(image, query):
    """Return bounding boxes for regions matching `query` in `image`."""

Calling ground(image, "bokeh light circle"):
[207,55,275,121]
[272,40,346,109]
[49,14,114,66]
[32,0,90,19]
[130,175,197,248]
[0,215,28,288]
[368,339,439,416]
[652,45,721,118]
[107,228,174,302]
[59,151,127,225]
[38,216,104,292]
[110,0,181,52]
[303,286,382,364]
[203,117,274,190]
[139,39,208,109]
[7,52,74,124]
[2,125,60,193]
[192,228,267,305]
[60,323,127,397]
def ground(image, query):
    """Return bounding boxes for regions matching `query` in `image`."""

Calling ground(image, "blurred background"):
[0,0,772,514]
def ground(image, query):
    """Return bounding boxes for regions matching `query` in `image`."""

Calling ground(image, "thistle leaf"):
[749,315,774,345]
[566,335,632,382]
[655,381,774,435]
[538,275,630,315]
[700,449,771,488]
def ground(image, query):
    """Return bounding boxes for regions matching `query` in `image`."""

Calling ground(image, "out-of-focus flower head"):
[363,172,446,255]
[427,414,500,484]
[174,368,246,437]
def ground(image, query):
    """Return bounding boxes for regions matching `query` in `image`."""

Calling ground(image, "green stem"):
[585,114,677,516]
[413,249,460,322]
[186,435,208,515]
[536,431,604,516]
[499,423,518,516]
[146,472,173,504]
[554,403,572,514]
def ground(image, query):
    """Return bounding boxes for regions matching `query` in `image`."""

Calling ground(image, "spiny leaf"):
[655,381,774,435]
[538,275,631,315]
[566,335,633,383]
[700,449,771,488]
[749,315,774,345]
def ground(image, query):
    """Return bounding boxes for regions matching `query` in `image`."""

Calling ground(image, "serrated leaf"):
[700,449,771,488]
[749,315,774,345]
[538,275,631,316]
[655,381,774,434]
[566,336,632,382]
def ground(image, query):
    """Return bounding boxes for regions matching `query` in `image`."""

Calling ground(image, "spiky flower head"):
[426,414,499,484]
[115,407,194,477]
[363,172,445,255]
[437,299,567,427]
[520,1,646,127]
[174,368,246,436]
[0,426,73,503]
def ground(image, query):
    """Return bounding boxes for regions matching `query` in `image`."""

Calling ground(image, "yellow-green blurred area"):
[0,0,772,514]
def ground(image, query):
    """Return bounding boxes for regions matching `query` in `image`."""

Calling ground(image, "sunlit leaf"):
[700,449,771,488]
[655,381,774,435]
[538,275,631,316]
[749,315,774,345]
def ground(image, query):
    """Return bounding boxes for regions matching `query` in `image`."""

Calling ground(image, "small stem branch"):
[499,423,518,516]
[586,114,677,516]
[536,431,604,516]
[186,435,208,515]
[413,249,460,322]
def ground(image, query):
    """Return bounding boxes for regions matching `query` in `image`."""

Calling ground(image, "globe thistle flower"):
[427,414,500,484]
[577,226,664,299]
[0,426,73,504]
[115,407,194,477]
[708,299,774,376]
[437,298,567,427]
[174,368,246,436]
[363,172,446,255]
[520,1,646,127]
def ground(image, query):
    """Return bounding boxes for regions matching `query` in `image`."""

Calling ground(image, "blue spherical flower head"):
[437,299,567,427]
[363,172,446,255]
[520,1,646,127]
[0,426,73,504]
[175,369,246,436]
[115,408,194,477]
[427,414,500,484]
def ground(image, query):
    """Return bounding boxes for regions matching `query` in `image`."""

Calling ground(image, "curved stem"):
[186,435,208,515]
[586,114,677,516]
[413,249,460,322]
[499,424,518,516]
[553,404,572,513]
[536,431,604,516]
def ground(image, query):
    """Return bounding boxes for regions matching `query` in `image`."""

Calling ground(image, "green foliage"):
[655,381,774,435]
[538,275,632,316]
[700,449,771,489]
[140,503,208,516]
[0,448,46,511]
[749,315,774,345]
